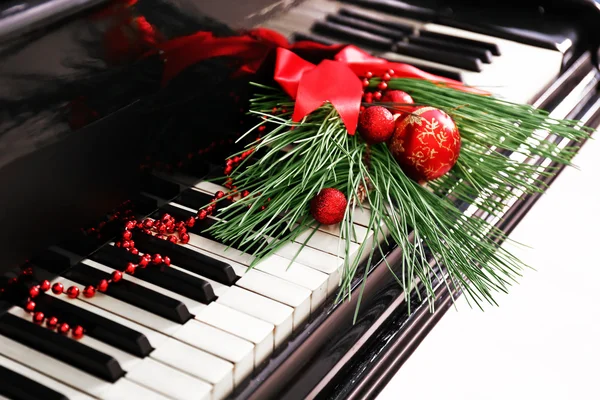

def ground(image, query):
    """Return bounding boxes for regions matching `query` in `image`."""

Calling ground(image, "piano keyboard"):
[0,3,582,400]
[260,0,565,104]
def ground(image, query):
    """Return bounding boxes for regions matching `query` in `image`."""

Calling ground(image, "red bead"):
[389,106,461,181]
[72,325,84,339]
[157,224,167,234]
[51,282,64,295]
[121,240,131,249]
[40,280,51,292]
[125,220,136,230]
[358,106,395,144]
[197,210,207,220]
[388,69,395,76]
[29,286,40,298]
[25,301,36,312]
[185,217,195,228]
[143,219,154,228]
[122,230,133,240]
[97,279,109,292]
[373,91,382,101]
[242,190,250,198]
[66,286,80,298]
[163,256,171,266]
[215,191,225,199]
[206,205,215,215]
[377,81,388,90]
[224,166,233,175]
[161,213,171,222]
[310,188,348,225]
[180,233,190,244]
[58,322,70,334]
[112,271,123,282]
[362,78,370,87]
[130,248,139,255]
[233,156,241,164]
[168,235,178,244]
[143,254,152,262]
[125,262,136,274]
[33,311,44,324]
[151,254,163,265]
[382,73,391,81]
[83,285,96,298]
[365,71,373,78]
[46,316,58,329]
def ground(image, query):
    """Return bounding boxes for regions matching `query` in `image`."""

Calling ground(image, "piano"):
[0,0,598,399]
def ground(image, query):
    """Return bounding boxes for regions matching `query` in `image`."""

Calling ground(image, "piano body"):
[0,0,598,399]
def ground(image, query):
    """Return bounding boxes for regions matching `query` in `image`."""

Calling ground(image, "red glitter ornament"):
[310,188,347,225]
[358,106,395,144]
[388,106,461,182]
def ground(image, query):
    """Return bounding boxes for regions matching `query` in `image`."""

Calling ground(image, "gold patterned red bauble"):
[358,106,395,144]
[310,188,347,225]
[388,106,461,182]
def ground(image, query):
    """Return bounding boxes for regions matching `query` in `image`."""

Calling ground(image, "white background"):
[378,131,600,400]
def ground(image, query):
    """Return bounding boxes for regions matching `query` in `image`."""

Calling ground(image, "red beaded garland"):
[112,271,123,282]
[51,282,64,295]
[358,106,395,144]
[58,322,70,334]
[33,312,44,324]
[40,280,51,292]
[29,286,40,298]
[72,325,84,339]
[97,279,109,292]
[382,90,414,105]
[388,106,461,181]
[46,316,58,329]
[310,188,347,225]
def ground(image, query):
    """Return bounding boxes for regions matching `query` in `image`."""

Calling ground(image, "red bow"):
[157,28,487,134]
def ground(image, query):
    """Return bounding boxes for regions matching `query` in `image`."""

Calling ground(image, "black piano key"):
[339,0,437,20]
[394,41,483,72]
[408,35,493,63]
[338,7,414,34]
[91,245,217,304]
[64,263,193,324]
[293,32,337,46]
[0,364,67,400]
[0,313,124,383]
[176,188,234,211]
[131,193,159,216]
[141,173,180,199]
[131,232,237,286]
[326,14,405,40]
[312,21,394,50]
[30,249,71,275]
[419,30,501,56]
[33,293,153,357]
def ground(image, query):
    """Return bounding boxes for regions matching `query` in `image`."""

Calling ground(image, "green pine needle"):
[206,79,591,314]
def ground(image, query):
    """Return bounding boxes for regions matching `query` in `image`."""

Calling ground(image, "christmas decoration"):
[310,188,348,225]
[388,106,461,181]
[154,28,591,314]
[358,106,395,144]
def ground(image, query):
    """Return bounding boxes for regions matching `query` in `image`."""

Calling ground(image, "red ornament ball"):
[310,188,347,225]
[382,90,414,104]
[388,106,461,182]
[358,106,395,144]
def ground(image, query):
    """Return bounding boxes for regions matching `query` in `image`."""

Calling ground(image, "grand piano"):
[0,0,598,399]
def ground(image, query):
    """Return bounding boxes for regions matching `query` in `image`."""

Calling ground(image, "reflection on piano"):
[0,0,598,399]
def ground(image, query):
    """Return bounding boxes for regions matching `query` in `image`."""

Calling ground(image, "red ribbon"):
[157,28,487,134]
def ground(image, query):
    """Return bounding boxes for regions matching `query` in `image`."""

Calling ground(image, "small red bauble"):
[66,286,80,299]
[151,254,163,265]
[388,106,461,182]
[358,106,395,144]
[163,256,171,266]
[310,188,347,225]
[58,322,70,334]
[51,282,64,295]
[125,262,136,274]
[32,311,44,324]
[382,90,414,105]
[111,271,123,282]
[25,301,36,312]
[29,286,40,298]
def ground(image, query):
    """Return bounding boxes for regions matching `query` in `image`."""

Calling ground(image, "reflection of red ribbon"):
[157,28,487,134]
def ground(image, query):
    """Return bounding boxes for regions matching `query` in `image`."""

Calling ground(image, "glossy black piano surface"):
[0,0,598,399]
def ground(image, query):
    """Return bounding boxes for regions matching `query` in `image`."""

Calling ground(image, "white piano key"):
[217,286,293,347]
[102,378,170,400]
[126,358,212,400]
[173,320,254,386]
[152,338,234,400]
[81,258,207,315]
[0,354,94,400]
[253,254,329,311]
[181,240,312,326]
[55,277,182,337]
[195,302,274,367]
